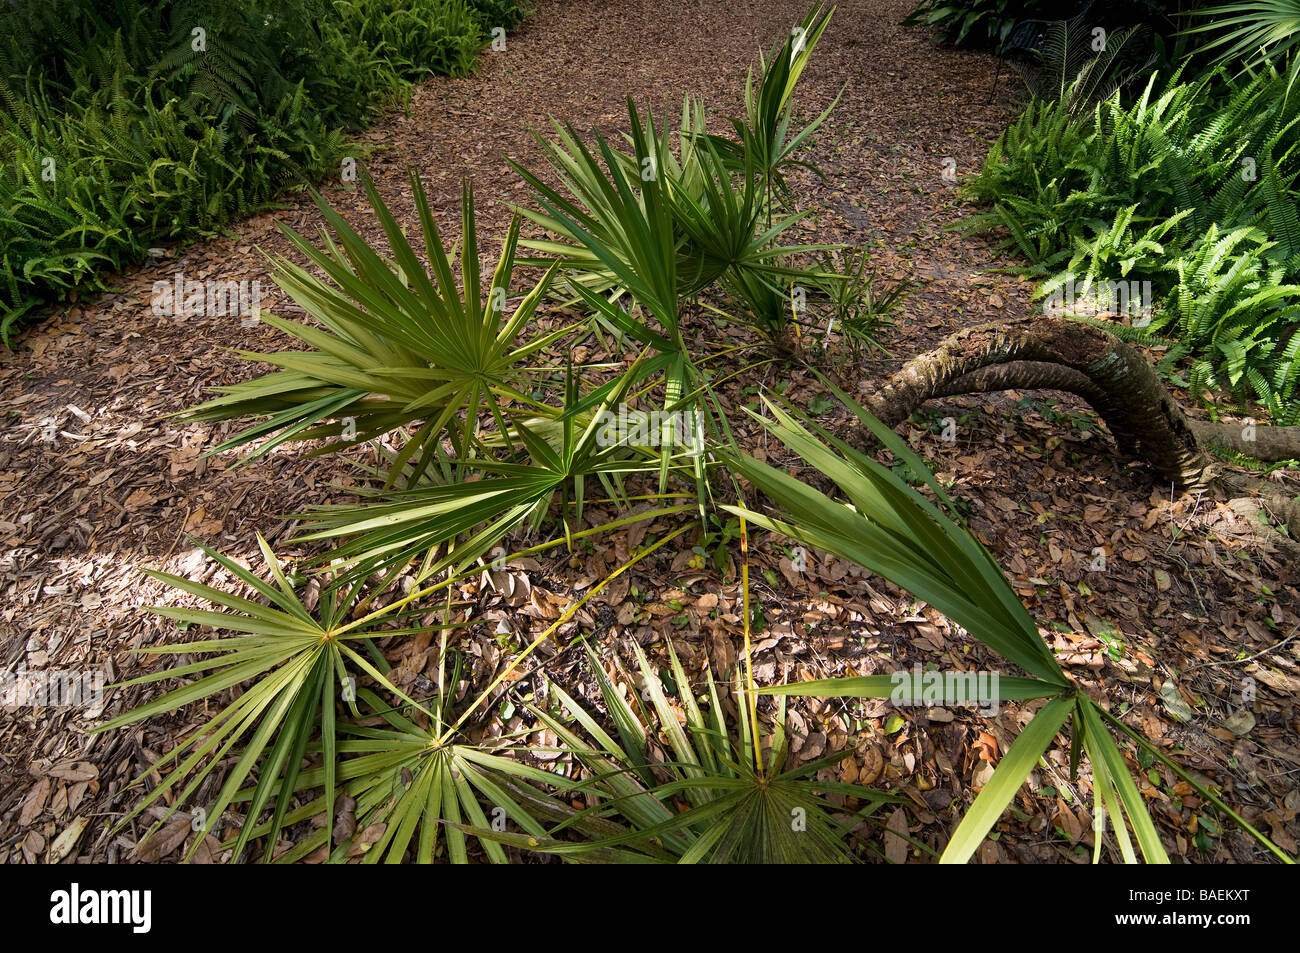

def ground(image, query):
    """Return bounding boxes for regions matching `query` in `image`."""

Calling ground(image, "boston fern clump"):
[0,0,531,343]
[466,0,533,32]
[331,0,486,81]
[959,63,1300,425]
[97,4,1290,864]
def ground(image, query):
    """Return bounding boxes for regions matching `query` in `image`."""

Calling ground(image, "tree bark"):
[1187,420,1300,463]
[855,316,1300,534]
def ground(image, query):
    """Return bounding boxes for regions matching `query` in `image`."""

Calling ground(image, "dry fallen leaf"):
[333,795,357,846]
[858,744,884,785]
[46,761,97,782]
[1224,708,1255,737]
[884,807,910,864]
[134,817,191,862]
[50,816,90,862]
[123,487,158,509]
[345,823,387,857]
[18,777,49,827]
[22,830,45,862]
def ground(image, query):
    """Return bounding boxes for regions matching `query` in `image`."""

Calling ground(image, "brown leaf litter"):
[0,0,1296,863]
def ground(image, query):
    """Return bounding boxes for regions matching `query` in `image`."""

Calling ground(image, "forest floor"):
[1,0,1297,864]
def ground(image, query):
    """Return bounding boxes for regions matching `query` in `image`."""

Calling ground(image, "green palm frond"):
[184,171,566,477]
[717,381,1182,863]
[287,361,682,586]
[93,535,433,863]
[712,2,839,202]
[1187,2,1300,86]
[461,639,903,863]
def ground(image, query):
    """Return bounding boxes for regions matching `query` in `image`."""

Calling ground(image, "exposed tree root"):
[856,316,1300,539]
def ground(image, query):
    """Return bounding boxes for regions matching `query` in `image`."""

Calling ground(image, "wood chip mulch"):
[1,0,1297,863]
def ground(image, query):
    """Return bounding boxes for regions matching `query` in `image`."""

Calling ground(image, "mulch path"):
[1,0,1297,864]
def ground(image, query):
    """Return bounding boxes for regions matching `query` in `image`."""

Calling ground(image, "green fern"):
[0,0,524,342]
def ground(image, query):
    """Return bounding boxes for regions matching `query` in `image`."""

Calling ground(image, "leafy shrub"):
[0,0,530,343]
[332,0,484,80]
[1159,225,1300,422]
[99,3,1290,866]
[1015,21,1155,115]
[466,0,533,32]
[901,0,1064,49]
[903,0,1208,52]
[961,66,1300,420]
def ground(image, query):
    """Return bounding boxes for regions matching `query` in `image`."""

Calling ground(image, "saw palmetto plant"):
[247,667,581,864]
[717,379,1291,863]
[184,172,568,475]
[96,537,437,863]
[293,688,567,864]
[180,167,704,590]
[705,2,839,210]
[805,246,908,358]
[508,102,792,505]
[97,2,1294,865]
[285,361,671,587]
[502,12,850,494]
[459,641,904,863]
[107,504,696,864]
[508,7,843,340]
[1187,1,1300,88]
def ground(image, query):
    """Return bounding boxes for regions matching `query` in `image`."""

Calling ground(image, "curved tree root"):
[857,316,1300,537]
